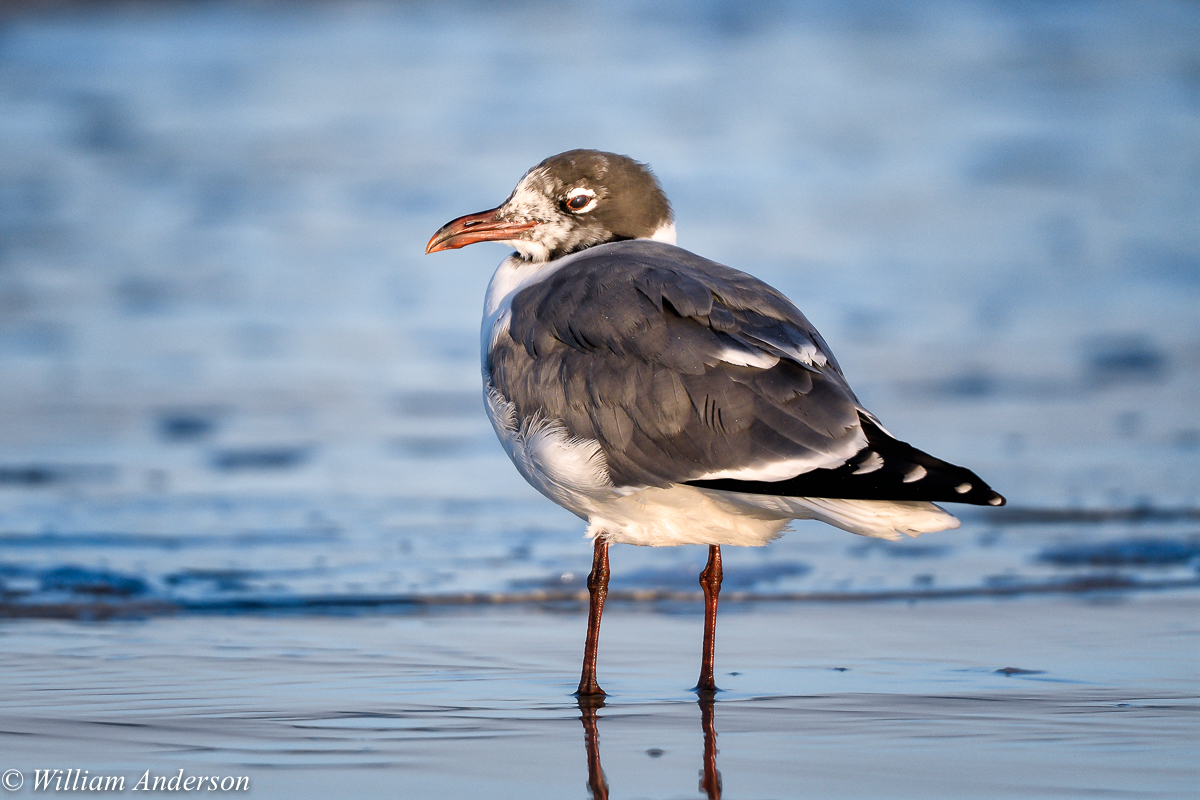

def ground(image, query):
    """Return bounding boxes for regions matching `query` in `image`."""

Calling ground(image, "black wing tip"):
[685,434,1009,506]
[689,475,1006,506]
[954,481,1007,507]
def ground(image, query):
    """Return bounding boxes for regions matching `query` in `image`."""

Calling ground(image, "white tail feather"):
[782,496,960,540]
[712,491,961,541]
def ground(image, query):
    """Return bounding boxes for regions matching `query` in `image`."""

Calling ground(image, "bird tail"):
[783,496,960,540]
[711,490,961,541]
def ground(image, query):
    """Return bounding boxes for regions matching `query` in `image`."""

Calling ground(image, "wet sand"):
[2,594,1197,798]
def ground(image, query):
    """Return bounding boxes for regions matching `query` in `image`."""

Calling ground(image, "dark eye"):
[564,189,596,212]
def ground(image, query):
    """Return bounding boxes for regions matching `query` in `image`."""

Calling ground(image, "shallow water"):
[2,596,1198,798]
[2,494,1199,615]
[0,0,1199,796]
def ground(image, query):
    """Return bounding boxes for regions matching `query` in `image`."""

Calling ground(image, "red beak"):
[425,208,539,254]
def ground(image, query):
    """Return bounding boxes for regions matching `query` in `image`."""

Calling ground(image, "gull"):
[426,149,1004,697]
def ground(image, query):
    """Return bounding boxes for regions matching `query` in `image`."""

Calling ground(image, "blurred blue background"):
[0,0,1198,611]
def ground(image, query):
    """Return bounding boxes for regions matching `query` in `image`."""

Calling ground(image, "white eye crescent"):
[564,188,597,213]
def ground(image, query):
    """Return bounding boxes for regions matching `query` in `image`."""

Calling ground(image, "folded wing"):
[489,240,1004,507]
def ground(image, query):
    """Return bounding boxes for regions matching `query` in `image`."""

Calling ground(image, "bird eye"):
[565,188,597,212]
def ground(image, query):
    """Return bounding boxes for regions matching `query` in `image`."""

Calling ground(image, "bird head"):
[426,149,674,262]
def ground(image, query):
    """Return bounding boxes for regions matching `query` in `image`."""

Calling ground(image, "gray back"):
[487,240,863,488]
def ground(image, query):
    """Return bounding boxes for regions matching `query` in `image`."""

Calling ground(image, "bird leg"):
[695,544,723,693]
[576,537,610,698]
[698,692,723,800]
[578,696,609,800]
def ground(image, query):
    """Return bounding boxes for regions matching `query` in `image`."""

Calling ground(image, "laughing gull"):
[426,149,1005,697]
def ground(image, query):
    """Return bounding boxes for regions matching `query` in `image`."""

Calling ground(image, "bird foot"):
[574,684,607,703]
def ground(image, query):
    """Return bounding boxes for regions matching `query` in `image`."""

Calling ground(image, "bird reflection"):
[578,696,609,800]
[697,691,722,799]
[577,693,722,800]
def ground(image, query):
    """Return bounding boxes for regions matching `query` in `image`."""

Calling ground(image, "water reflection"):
[578,694,723,800]
[698,693,722,800]
[578,697,609,800]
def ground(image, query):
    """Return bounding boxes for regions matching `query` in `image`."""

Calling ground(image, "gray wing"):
[488,240,867,489]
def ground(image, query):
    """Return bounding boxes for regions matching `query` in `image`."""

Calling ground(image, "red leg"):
[576,537,610,698]
[694,544,723,693]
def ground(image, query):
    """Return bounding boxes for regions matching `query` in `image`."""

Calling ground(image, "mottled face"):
[426,150,675,262]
